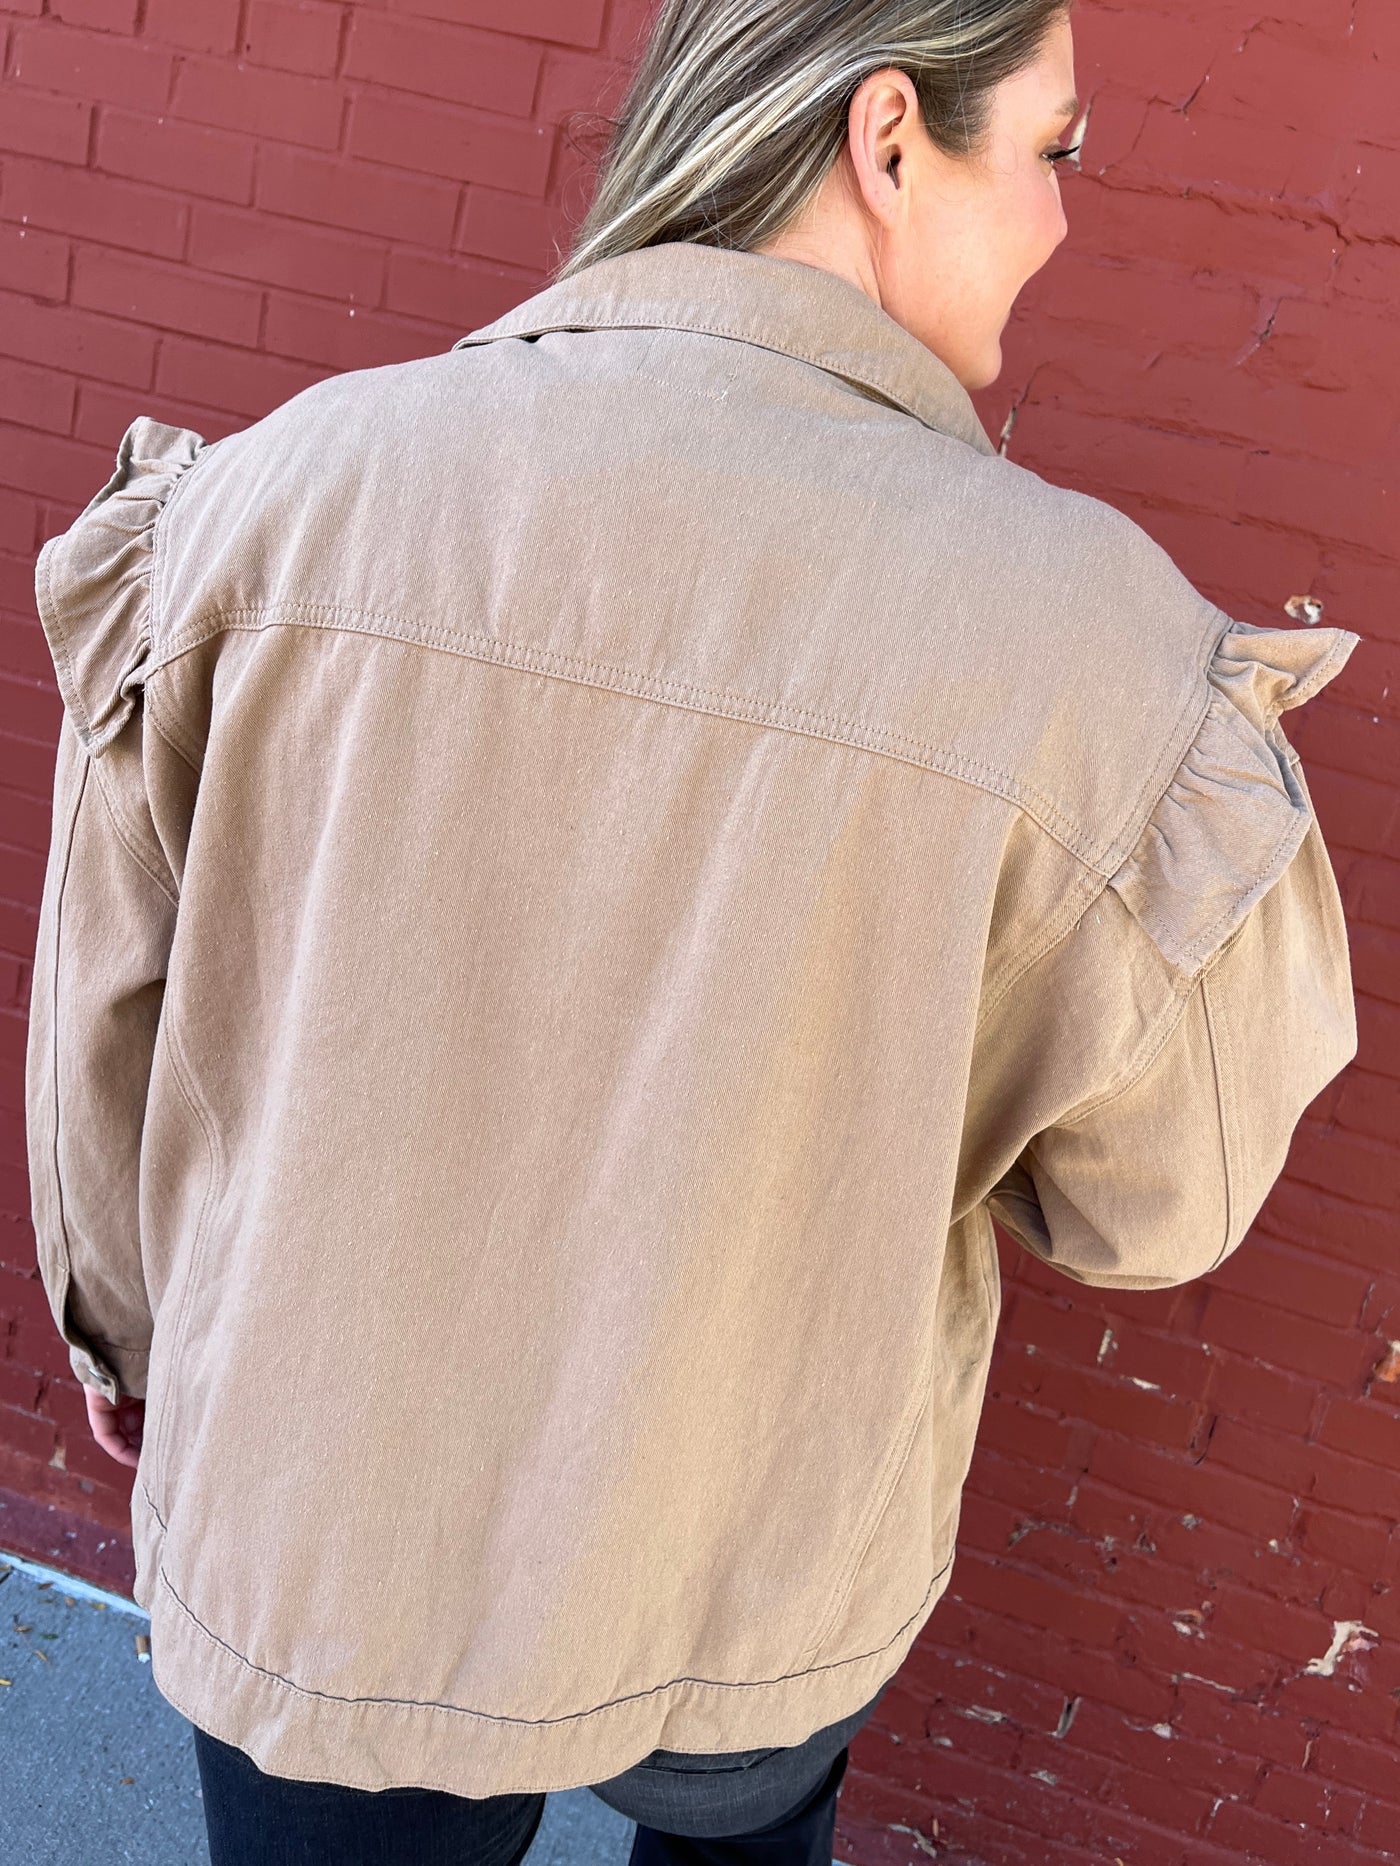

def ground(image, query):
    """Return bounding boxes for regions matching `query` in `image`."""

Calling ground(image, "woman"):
[27,1,1357,1863]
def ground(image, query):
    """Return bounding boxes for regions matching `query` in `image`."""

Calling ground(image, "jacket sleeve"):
[25,417,208,1404]
[983,617,1360,1292]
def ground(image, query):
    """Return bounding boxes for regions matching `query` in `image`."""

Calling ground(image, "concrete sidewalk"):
[0,1547,636,1865]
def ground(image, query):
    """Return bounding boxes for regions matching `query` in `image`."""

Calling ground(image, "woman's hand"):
[82,1381,145,1469]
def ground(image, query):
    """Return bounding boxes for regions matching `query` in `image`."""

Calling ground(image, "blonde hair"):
[559,0,1074,280]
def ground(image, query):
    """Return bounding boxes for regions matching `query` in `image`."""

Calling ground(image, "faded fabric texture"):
[25,242,1358,1796]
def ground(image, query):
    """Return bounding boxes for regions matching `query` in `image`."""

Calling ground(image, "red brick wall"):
[2,3,1396,1862]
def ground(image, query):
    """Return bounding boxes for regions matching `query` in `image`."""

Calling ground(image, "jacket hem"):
[130,1479,943,1798]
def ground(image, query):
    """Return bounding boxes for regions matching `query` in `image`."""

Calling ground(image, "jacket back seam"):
[151,605,1112,869]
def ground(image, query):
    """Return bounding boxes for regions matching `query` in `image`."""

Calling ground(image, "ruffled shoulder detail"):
[1109,616,1359,975]
[35,415,208,758]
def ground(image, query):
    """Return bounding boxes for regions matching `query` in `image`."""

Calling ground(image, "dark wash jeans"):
[190,1681,890,1866]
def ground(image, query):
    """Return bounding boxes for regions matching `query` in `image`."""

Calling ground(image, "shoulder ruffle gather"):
[35,414,209,758]
[1109,616,1360,976]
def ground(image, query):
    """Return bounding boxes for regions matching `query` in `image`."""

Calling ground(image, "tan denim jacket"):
[26,241,1358,1796]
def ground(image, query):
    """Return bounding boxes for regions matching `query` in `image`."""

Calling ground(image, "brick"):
[1280,1661,1400,1746]
[1237,450,1395,557]
[0,1403,57,1464]
[1202,21,1365,148]
[1334,228,1400,322]
[968,1444,1079,1518]
[1331,999,1400,1091]
[384,249,539,333]
[0,154,186,261]
[1284,1112,1400,1216]
[457,184,567,272]
[1013,1359,1198,1451]
[1025,407,1246,518]
[11,22,173,111]
[0,219,68,304]
[71,378,235,453]
[1131,103,1350,214]
[254,143,458,248]
[95,107,256,205]
[0,356,76,442]
[385,0,605,51]
[72,246,262,347]
[1255,1765,1363,1834]
[977,1393,1084,1471]
[1208,1345,1315,1431]
[1202,1282,1378,1387]
[1296,1500,1391,1579]
[1123,508,1323,631]
[153,328,322,421]
[1309,1727,1400,1800]
[1347,923,1400,1005]
[1303,763,1400,859]
[50,0,139,25]
[994,1284,1117,1368]
[3,420,125,508]
[953,1549,1127,1648]
[244,0,343,77]
[1091,185,1341,300]
[347,91,552,193]
[344,12,540,117]
[189,200,383,302]
[171,55,343,152]
[1315,1395,1400,1469]
[1089,1433,1297,1541]
[1207,1575,1361,1671]
[1358,1797,1400,1857]
[1075,5,1232,98]
[0,83,91,163]
[142,0,239,55]
[1336,1067,1400,1149]
[1344,857,1400,930]
[1177,1680,1311,1773]
[1307,1439,1400,1519]
[0,485,43,555]
[263,291,437,373]
[1111,1761,1221,1836]
[1135,1610,1283,1698]
[1206,1238,1369,1329]
[0,901,39,957]
[0,1359,43,1411]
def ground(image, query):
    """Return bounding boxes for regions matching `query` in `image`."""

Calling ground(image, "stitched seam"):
[1095,609,1225,875]
[89,1337,151,1354]
[142,1520,953,1722]
[1056,984,1195,1130]
[147,435,213,659]
[1117,791,1309,977]
[1281,630,1355,712]
[36,536,95,747]
[145,683,203,775]
[152,607,1103,864]
[90,762,179,908]
[149,1006,221,1512]
[44,741,89,1378]
[975,860,1106,1035]
[455,318,982,448]
[1200,968,1235,1272]
[794,1365,937,1671]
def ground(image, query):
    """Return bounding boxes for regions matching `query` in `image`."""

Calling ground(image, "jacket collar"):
[451,241,998,458]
